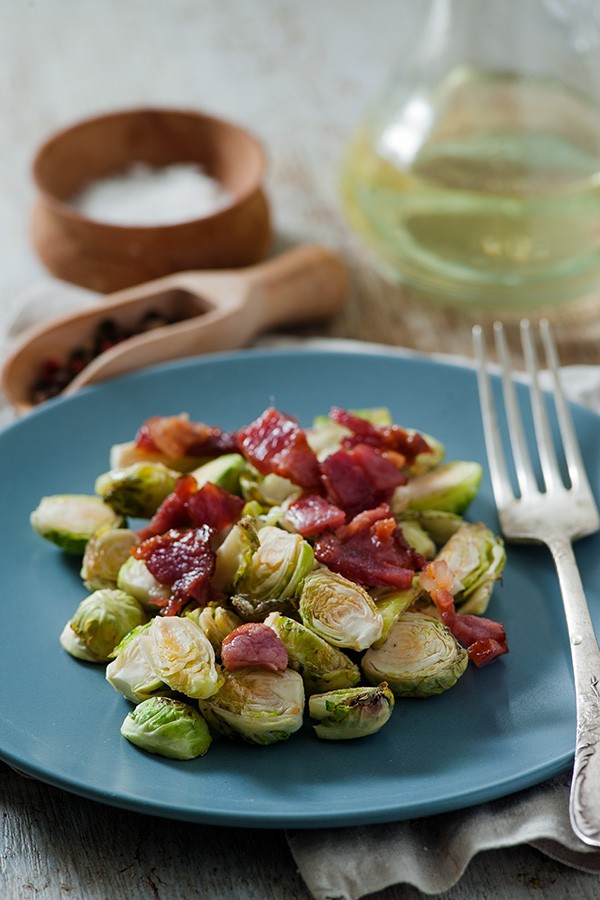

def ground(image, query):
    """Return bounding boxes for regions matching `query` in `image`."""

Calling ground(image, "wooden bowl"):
[31,107,272,293]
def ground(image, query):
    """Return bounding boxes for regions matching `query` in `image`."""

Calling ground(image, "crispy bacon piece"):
[237,407,321,490]
[321,445,406,517]
[221,622,289,673]
[419,560,508,666]
[283,495,346,538]
[137,475,244,541]
[329,407,432,465]
[314,504,424,589]
[135,414,237,458]
[135,526,215,615]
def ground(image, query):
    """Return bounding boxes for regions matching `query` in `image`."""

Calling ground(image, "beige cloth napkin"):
[3,280,600,899]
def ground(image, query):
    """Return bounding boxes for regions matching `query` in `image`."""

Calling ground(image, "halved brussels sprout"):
[309,683,394,740]
[236,525,314,604]
[240,470,300,507]
[371,582,423,648]
[396,520,436,559]
[397,509,464,547]
[405,431,446,476]
[264,611,361,693]
[229,593,296,622]
[80,528,139,591]
[95,462,178,518]
[143,616,223,700]
[435,522,506,615]
[212,516,260,593]
[31,495,124,554]
[121,696,212,759]
[59,620,99,661]
[106,623,172,702]
[362,611,468,697]
[240,500,286,527]
[392,461,482,516]
[69,588,148,662]
[117,556,170,611]
[109,440,206,473]
[186,605,243,656]
[299,568,383,651]
[198,667,305,745]
[191,453,247,494]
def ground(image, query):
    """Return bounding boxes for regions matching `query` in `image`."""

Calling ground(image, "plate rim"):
[1,344,591,828]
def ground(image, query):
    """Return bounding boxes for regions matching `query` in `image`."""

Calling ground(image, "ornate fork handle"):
[548,535,600,845]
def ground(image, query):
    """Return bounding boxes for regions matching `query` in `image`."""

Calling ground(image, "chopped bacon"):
[329,406,432,465]
[135,526,215,615]
[320,450,376,518]
[221,622,289,673]
[237,407,321,490]
[135,414,237,459]
[283,495,346,537]
[314,506,424,589]
[419,561,508,667]
[186,482,245,532]
[468,638,509,667]
[137,475,244,541]
[336,503,395,540]
[320,445,406,518]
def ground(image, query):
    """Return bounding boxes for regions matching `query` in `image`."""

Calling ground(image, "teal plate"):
[1,347,598,828]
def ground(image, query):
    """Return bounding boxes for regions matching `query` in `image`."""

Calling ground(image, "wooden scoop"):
[2,244,348,414]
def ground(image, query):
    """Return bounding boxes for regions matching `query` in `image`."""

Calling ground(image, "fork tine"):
[493,321,538,497]
[539,318,588,492]
[520,319,563,493]
[472,324,514,509]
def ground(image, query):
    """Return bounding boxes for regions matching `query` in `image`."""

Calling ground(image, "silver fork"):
[473,318,600,847]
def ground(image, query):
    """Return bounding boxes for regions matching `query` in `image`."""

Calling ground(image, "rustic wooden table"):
[3,2,600,898]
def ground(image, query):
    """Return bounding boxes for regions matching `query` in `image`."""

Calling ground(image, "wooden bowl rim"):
[31,105,268,233]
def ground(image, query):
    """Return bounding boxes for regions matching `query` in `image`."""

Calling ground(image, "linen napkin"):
[2,280,600,899]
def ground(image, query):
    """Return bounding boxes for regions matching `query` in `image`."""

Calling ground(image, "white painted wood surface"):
[2,2,600,897]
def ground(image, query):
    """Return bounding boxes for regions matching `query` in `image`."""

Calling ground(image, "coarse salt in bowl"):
[31,107,272,293]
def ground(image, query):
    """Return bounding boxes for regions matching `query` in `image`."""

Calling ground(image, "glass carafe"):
[341,0,600,309]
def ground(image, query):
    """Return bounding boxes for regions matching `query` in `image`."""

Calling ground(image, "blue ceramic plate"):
[1,347,597,829]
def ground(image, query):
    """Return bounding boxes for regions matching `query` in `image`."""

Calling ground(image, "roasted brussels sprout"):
[229,593,296,622]
[235,525,314,604]
[186,605,243,656]
[80,528,139,591]
[198,667,305,745]
[434,522,506,615]
[109,441,206,473]
[299,568,383,651]
[240,470,300,507]
[30,494,124,554]
[392,461,482,516]
[212,516,260,593]
[117,556,170,611]
[371,582,422,648]
[143,616,223,700]
[95,462,178,518]
[68,588,148,662]
[396,519,436,559]
[309,683,394,740]
[59,620,99,661]
[397,509,464,547]
[362,611,468,697]
[121,697,212,759]
[264,611,361,693]
[191,453,247,494]
[106,623,172,702]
